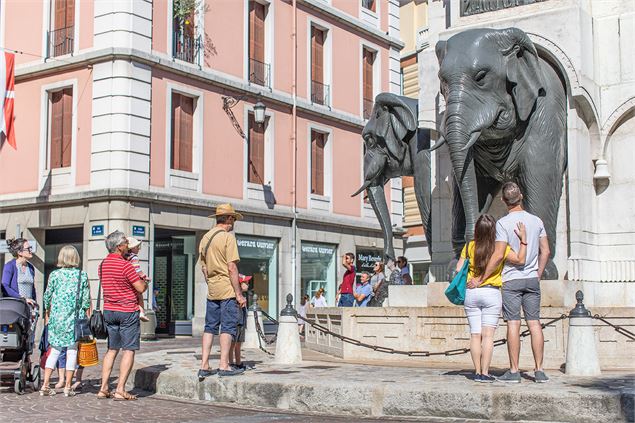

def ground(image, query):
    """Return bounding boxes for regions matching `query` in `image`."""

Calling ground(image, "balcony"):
[249,58,271,89]
[47,26,74,58]
[363,98,374,120]
[416,26,430,51]
[311,80,330,106]
[173,30,202,66]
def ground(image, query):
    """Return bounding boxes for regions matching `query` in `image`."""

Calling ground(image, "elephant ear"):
[375,93,417,161]
[499,28,545,122]
[435,40,447,65]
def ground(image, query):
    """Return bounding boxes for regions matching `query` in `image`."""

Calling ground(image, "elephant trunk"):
[367,184,395,262]
[445,111,479,245]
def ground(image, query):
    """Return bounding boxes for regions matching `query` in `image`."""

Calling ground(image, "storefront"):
[355,249,382,281]
[236,235,278,316]
[300,242,337,306]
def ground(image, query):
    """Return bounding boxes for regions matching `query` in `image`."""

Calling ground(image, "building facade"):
[0,0,404,335]
[419,0,635,306]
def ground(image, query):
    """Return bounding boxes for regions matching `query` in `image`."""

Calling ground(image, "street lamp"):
[221,95,267,139]
[253,101,266,125]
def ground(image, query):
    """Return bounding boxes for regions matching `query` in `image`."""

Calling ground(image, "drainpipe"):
[290,0,299,307]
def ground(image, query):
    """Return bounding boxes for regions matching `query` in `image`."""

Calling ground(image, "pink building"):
[0,0,404,335]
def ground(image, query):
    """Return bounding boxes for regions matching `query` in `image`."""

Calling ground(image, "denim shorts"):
[338,293,354,307]
[205,298,240,340]
[235,307,247,343]
[104,310,141,351]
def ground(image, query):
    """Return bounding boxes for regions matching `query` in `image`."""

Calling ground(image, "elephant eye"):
[475,70,488,82]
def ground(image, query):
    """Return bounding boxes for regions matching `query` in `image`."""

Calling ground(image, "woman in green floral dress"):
[41,245,90,397]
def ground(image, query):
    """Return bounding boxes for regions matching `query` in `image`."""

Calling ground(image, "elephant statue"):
[352,94,432,263]
[433,27,566,279]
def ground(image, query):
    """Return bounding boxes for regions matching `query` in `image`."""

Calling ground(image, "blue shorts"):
[104,310,140,351]
[338,293,354,307]
[205,298,240,340]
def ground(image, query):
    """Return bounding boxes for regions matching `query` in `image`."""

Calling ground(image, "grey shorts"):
[104,310,141,351]
[502,278,541,321]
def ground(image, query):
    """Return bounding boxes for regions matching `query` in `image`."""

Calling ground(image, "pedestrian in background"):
[40,245,90,397]
[455,214,526,383]
[98,231,147,401]
[310,288,327,307]
[353,272,373,307]
[336,253,356,307]
[229,274,252,371]
[197,204,247,380]
[369,262,387,307]
[396,256,412,285]
[298,295,309,334]
[124,237,150,322]
[2,238,37,306]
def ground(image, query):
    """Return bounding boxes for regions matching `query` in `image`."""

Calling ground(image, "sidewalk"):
[130,344,635,422]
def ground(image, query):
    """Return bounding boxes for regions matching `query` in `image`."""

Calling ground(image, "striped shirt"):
[100,253,141,313]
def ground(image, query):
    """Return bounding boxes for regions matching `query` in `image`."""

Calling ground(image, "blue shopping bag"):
[445,258,469,305]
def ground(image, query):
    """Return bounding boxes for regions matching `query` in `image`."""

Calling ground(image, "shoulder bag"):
[445,243,471,306]
[89,262,108,339]
[74,269,92,342]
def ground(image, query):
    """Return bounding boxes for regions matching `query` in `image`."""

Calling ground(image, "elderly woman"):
[40,245,90,397]
[1,238,37,305]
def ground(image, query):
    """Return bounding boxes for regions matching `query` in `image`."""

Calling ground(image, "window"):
[362,0,376,12]
[171,93,194,172]
[362,48,375,119]
[310,130,326,195]
[311,26,328,105]
[48,88,73,169]
[249,1,270,88]
[48,0,75,57]
[172,2,201,64]
[247,113,266,184]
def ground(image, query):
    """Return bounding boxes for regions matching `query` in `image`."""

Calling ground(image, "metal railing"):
[249,58,271,89]
[47,26,74,58]
[363,98,374,120]
[173,30,202,65]
[311,80,330,106]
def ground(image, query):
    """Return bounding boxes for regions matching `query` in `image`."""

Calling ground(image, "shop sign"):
[461,0,547,16]
[91,225,104,236]
[301,244,335,257]
[132,225,146,237]
[237,236,278,259]
[356,250,382,274]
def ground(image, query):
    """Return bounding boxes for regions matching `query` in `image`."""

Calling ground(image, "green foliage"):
[173,0,208,30]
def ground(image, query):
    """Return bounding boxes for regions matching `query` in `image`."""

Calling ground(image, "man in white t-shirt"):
[476,182,550,384]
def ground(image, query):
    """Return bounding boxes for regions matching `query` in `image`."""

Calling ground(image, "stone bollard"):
[274,293,302,364]
[243,293,264,349]
[140,309,157,341]
[565,291,601,376]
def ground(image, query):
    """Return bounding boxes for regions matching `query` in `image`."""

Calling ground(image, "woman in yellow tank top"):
[455,214,527,383]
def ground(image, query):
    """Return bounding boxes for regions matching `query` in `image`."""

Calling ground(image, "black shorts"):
[235,307,247,343]
[104,310,140,351]
[204,298,240,340]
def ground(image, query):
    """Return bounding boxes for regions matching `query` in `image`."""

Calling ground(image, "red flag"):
[1,52,16,149]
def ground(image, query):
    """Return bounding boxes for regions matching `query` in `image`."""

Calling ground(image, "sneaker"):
[218,367,245,377]
[479,374,495,383]
[231,363,247,371]
[497,370,521,383]
[473,373,482,382]
[534,370,549,383]
[197,368,217,381]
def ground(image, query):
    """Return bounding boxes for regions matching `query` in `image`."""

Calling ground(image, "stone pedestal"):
[566,316,601,376]
[140,309,157,341]
[274,315,302,364]
[243,310,263,350]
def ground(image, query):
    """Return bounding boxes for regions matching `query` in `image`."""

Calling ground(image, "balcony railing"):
[311,80,330,106]
[173,30,202,65]
[47,26,74,58]
[249,58,271,89]
[363,98,374,120]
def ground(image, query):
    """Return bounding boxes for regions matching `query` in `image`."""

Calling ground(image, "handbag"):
[74,269,92,342]
[78,339,99,367]
[445,242,471,305]
[39,325,50,368]
[89,262,108,340]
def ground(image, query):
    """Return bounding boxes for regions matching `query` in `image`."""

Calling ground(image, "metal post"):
[565,290,601,376]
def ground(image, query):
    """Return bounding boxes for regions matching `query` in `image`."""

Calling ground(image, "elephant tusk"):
[351,180,373,197]
[460,131,482,152]
[428,136,447,152]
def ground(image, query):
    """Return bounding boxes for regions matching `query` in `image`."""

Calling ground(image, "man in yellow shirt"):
[197,204,247,380]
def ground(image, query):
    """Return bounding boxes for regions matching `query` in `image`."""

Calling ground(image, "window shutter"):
[311,131,325,196]
[171,93,181,170]
[61,88,73,168]
[311,28,324,84]
[65,0,75,28]
[248,113,265,184]
[179,95,194,172]
[249,1,265,63]
[363,49,374,102]
[49,91,64,169]
[54,0,66,30]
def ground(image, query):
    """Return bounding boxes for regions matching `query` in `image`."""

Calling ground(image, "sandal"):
[113,391,137,401]
[40,386,56,396]
[96,390,111,399]
[63,387,76,397]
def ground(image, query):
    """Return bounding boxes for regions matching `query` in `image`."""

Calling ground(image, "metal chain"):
[260,310,279,325]
[252,310,276,355]
[297,314,568,357]
[592,314,635,341]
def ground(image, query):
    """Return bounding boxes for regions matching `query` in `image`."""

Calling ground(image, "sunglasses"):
[21,247,33,252]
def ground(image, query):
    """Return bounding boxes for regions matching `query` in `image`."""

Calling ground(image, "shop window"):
[300,242,336,306]
[355,249,382,282]
[236,235,278,316]
[48,87,73,169]
[171,92,195,172]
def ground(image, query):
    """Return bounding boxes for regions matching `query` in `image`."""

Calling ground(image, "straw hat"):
[127,237,141,249]
[209,203,243,220]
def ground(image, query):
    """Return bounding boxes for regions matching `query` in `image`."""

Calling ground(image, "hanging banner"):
[0,52,16,149]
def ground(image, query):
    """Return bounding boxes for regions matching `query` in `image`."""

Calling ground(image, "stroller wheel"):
[30,365,41,391]
[14,378,25,395]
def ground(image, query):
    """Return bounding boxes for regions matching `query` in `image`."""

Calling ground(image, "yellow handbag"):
[78,339,99,367]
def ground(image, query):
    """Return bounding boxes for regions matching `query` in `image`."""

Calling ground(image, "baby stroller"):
[0,297,41,394]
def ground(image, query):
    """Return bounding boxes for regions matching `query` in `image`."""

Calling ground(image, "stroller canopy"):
[0,298,31,330]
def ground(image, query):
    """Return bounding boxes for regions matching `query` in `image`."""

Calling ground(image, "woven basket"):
[78,339,99,367]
